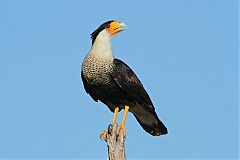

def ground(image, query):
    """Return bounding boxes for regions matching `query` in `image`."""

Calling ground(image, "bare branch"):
[105,123,126,160]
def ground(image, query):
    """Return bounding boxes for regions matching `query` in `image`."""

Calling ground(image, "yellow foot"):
[100,130,109,140]
[116,124,126,138]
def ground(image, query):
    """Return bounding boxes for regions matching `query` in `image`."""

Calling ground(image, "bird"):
[81,20,168,139]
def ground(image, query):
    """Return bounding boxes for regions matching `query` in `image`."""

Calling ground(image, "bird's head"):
[91,20,127,45]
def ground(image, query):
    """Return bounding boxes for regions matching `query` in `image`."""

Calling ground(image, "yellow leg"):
[112,107,119,125]
[100,107,119,140]
[116,105,129,137]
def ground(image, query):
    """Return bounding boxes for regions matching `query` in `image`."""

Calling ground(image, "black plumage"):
[81,58,167,136]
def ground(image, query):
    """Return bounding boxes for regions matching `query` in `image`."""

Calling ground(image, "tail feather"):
[133,107,168,136]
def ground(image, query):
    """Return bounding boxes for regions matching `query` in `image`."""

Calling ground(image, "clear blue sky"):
[0,0,238,159]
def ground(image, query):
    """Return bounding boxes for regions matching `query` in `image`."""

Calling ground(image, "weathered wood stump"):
[104,123,126,160]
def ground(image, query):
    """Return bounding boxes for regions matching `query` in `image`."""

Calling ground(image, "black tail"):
[133,108,168,136]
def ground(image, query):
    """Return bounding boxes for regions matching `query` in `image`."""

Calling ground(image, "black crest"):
[90,20,114,45]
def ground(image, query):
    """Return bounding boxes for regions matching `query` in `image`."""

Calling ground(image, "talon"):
[108,124,113,134]
[100,130,108,140]
[116,124,126,138]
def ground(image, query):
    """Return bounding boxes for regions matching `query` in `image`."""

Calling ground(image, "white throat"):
[90,29,114,60]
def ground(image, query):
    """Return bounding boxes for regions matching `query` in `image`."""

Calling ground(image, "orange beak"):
[107,21,127,35]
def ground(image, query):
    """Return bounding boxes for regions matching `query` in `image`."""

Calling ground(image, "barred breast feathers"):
[82,29,115,84]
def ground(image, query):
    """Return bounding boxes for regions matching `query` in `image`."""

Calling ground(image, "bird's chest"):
[82,54,114,84]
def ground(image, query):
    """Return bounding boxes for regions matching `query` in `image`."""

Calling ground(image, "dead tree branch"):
[104,123,126,160]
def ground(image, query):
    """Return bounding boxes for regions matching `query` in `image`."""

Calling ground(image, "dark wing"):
[81,71,98,102]
[112,59,168,136]
[111,58,154,112]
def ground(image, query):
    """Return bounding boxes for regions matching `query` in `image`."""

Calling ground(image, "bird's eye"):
[106,24,110,28]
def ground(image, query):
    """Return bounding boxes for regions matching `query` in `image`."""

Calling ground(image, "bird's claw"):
[116,124,126,138]
[99,130,108,141]
[100,124,114,141]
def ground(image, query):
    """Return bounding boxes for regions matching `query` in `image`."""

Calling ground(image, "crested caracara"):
[81,20,168,139]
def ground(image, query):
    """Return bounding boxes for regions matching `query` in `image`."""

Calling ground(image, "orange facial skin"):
[107,21,127,35]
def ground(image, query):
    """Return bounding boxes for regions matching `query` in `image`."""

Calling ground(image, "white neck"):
[90,29,114,60]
